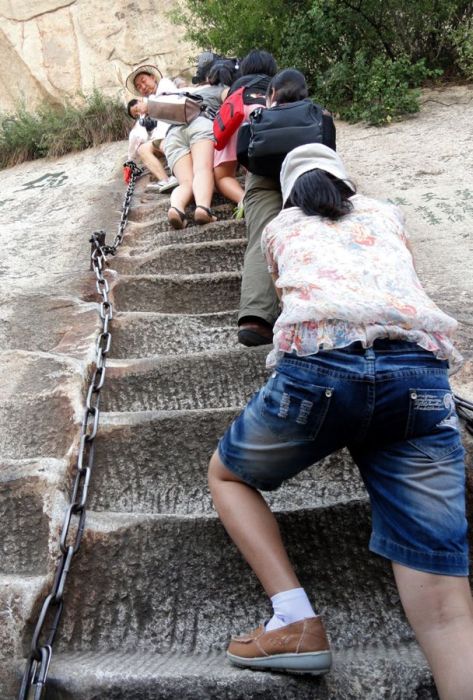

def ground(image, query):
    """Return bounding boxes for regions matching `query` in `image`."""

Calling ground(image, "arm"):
[271,272,282,300]
[404,236,417,273]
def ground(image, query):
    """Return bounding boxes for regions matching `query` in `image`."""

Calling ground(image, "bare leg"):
[190,139,216,212]
[208,450,301,597]
[170,153,194,213]
[393,562,473,700]
[215,162,244,204]
[137,141,167,181]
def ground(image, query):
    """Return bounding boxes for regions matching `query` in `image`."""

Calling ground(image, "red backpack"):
[213,76,266,151]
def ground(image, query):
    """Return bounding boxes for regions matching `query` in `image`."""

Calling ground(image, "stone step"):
[50,504,410,655]
[129,201,234,224]
[0,459,66,575]
[90,410,366,515]
[0,353,82,460]
[111,272,241,313]
[102,347,268,412]
[122,217,246,252]
[43,642,437,700]
[112,239,246,275]
[110,311,238,358]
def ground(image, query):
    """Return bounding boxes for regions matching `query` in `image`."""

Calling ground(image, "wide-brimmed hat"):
[125,64,163,95]
[281,144,355,205]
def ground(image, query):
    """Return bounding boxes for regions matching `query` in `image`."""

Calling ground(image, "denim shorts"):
[218,341,468,576]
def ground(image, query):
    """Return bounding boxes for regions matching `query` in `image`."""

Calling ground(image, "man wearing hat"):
[126,64,178,192]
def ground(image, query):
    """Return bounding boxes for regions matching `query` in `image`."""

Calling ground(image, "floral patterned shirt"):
[261,195,462,370]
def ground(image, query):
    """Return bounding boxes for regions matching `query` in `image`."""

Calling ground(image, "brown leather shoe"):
[227,617,332,674]
[237,321,273,347]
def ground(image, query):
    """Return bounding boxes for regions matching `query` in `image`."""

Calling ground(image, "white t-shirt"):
[127,77,177,159]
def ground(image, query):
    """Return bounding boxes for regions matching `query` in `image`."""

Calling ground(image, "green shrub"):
[172,0,472,124]
[170,0,289,58]
[0,90,131,169]
[314,53,440,125]
[451,19,473,79]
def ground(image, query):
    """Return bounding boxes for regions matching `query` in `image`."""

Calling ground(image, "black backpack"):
[237,99,336,178]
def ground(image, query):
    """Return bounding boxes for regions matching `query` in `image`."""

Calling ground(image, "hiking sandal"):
[194,205,217,225]
[168,206,188,230]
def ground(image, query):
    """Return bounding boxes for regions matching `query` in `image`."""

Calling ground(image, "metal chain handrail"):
[18,160,143,700]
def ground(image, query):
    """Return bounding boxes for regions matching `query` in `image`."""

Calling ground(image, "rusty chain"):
[18,160,143,700]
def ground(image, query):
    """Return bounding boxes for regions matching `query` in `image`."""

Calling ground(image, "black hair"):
[286,169,356,220]
[192,51,220,84]
[207,59,239,86]
[239,50,277,78]
[267,68,308,104]
[126,98,138,118]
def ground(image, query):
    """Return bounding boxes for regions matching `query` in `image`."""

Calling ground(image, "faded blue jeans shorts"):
[218,340,469,576]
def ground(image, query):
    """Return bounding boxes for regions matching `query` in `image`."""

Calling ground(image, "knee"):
[208,450,222,490]
[137,141,153,157]
[193,163,213,179]
[394,564,473,633]
[208,450,240,492]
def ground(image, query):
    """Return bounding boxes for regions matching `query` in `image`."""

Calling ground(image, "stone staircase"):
[9,179,462,699]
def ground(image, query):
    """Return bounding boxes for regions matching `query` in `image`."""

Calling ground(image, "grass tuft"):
[0,90,131,169]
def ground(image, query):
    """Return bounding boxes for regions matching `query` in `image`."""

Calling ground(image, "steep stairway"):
[43,182,440,699]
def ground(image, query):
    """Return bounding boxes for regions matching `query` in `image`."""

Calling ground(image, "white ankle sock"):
[265,587,317,631]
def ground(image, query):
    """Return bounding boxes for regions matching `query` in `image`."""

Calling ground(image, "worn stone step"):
[111,272,241,313]
[0,459,66,575]
[120,218,246,257]
[102,347,268,412]
[90,410,366,515]
[129,201,234,224]
[113,239,246,275]
[42,642,436,700]
[0,353,82,460]
[110,311,238,358]
[43,503,411,656]
[1,573,51,698]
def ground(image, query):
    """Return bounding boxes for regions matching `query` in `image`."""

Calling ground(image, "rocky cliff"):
[0,0,195,112]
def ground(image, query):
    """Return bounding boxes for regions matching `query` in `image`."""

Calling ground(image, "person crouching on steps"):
[237,68,336,347]
[213,49,278,209]
[208,143,473,699]
[163,60,236,229]
[125,65,178,193]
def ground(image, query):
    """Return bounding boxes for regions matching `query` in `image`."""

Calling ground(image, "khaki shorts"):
[163,116,215,173]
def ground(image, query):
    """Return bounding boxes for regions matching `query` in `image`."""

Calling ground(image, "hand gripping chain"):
[18,160,143,700]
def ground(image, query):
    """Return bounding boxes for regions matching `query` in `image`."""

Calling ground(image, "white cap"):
[280,143,355,205]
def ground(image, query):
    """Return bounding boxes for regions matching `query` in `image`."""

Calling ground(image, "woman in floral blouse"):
[208,143,473,699]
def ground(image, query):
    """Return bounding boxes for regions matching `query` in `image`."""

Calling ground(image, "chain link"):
[18,160,143,700]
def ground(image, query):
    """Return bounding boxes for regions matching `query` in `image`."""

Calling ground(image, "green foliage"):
[170,0,291,58]
[172,0,472,124]
[451,19,473,80]
[314,54,440,125]
[0,90,131,169]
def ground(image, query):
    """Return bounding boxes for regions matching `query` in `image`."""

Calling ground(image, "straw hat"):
[125,64,163,95]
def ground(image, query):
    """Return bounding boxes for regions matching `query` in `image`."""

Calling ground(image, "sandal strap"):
[169,206,187,222]
[195,205,214,217]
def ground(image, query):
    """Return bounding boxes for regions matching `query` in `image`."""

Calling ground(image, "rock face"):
[1,86,473,698]
[0,0,195,112]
